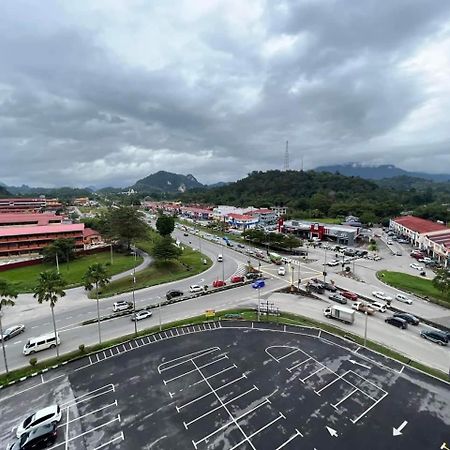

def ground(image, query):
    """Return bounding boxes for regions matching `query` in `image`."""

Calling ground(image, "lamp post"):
[131,252,137,336]
[158,296,162,331]
[55,252,60,274]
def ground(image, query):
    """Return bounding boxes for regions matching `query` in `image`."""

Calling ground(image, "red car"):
[342,291,358,301]
[231,275,244,283]
[213,280,226,288]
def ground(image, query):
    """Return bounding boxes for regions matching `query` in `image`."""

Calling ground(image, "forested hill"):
[0,185,11,197]
[182,170,404,222]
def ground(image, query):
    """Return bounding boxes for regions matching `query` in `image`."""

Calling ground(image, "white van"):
[23,333,60,356]
[217,254,223,262]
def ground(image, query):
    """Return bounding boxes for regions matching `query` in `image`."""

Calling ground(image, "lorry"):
[323,305,355,324]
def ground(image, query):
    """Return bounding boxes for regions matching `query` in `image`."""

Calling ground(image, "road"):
[1,227,449,375]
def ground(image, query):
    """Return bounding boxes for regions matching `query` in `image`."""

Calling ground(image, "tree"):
[33,271,66,358]
[152,236,182,261]
[432,269,450,303]
[156,215,175,236]
[0,280,18,375]
[42,238,76,264]
[109,206,148,250]
[83,263,111,344]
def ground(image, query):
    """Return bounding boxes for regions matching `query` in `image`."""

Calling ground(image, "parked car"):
[0,324,25,341]
[113,301,133,312]
[189,285,203,293]
[372,291,393,303]
[393,312,419,325]
[277,267,286,276]
[420,330,448,346]
[328,293,347,304]
[15,405,62,438]
[212,280,226,288]
[8,423,58,450]
[166,289,184,300]
[231,275,244,283]
[342,291,358,301]
[418,257,433,264]
[395,293,412,304]
[131,310,153,321]
[410,263,423,270]
[385,316,407,329]
[370,301,387,313]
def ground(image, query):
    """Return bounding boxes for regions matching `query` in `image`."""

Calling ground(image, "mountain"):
[207,181,231,189]
[0,185,10,197]
[132,171,204,193]
[316,163,450,182]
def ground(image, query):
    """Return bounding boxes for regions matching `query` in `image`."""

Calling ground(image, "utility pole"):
[132,252,137,336]
[158,297,162,331]
[55,252,60,274]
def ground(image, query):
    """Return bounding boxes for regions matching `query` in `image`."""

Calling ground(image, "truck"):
[323,305,355,324]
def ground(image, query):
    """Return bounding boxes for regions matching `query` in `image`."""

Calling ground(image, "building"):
[270,206,288,217]
[282,219,360,245]
[83,227,103,247]
[0,223,85,257]
[0,198,63,214]
[73,197,90,207]
[180,206,214,221]
[247,208,278,225]
[390,215,449,266]
[0,213,63,227]
[226,213,259,230]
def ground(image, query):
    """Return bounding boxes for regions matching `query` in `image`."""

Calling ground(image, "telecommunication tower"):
[283,140,290,171]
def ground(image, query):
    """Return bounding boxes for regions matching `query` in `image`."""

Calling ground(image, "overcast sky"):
[1,0,450,188]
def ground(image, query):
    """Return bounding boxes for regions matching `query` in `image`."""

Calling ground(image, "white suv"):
[189,285,203,293]
[15,405,62,438]
[395,293,413,304]
[370,301,387,313]
[113,301,133,312]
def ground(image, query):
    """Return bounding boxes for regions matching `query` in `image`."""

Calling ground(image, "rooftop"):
[0,223,84,237]
[392,215,447,234]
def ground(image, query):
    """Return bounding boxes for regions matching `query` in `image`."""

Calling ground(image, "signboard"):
[205,309,216,318]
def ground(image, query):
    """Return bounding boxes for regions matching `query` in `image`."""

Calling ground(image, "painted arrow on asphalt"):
[393,420,408,436]
[326,426,338,437]
[349,359,371,370]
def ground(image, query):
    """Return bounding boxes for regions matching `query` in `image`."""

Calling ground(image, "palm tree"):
[33,271,66,358]
[0,280,18,375]
[83,263,110,344]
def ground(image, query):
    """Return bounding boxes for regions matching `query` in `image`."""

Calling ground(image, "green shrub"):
[29,357,38,367]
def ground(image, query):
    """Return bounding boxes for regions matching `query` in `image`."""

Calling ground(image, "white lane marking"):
[275,429,303,449]
[93,432,124,450]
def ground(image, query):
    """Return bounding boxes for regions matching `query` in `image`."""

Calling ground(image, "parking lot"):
[0,321,449,449]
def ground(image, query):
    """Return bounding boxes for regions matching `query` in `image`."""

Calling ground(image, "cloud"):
[1,0,450,188]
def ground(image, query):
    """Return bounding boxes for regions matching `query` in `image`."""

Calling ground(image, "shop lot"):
[0,322,449,449]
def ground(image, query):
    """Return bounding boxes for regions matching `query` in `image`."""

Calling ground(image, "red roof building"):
[0,197,62,214]
[391,215,447,234]
[0,223,84,257]
[0,213,63,227]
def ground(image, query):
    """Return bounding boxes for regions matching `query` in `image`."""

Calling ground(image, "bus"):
[268,252,282,265]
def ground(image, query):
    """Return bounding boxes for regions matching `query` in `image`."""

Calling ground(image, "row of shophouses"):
[390,215,450,267]
[143,201,288,229]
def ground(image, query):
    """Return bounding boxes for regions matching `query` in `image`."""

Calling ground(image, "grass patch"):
[1,308,447,387]
[0,252,142,293]
[377,270,449,307]
[93,245,212,298]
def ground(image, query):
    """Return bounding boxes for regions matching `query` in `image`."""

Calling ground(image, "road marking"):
[326,426,338,437]
[93,432,124,450]
[275,429,303,449]
[349,359,371,370]
[393,420,408,436]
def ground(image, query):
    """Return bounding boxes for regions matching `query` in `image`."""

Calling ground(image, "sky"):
[1,0,450,188]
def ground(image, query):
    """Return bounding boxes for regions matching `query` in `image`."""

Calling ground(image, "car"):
[326,260,339,267]
[166,289,184,300]
[131,310,153,321]
[212,280,226,288]
[281,257,291,264]
[113,301,133,312]
[183,232,189,237]
[395,293,412,304]
[323,282,337,292]
[393,312,419,325]
[420,330,448,346]
[385,316,407,329]
[342,291,358,301]
[15,405,62,438]
[370,301,387,313]
[217,254,223,262]
[0,324,25,341]
[277,267,286,276]
[410,263,423,270]
[245,272,261,280]
[352,302,375,315]
[8,423,58,450]
[418,257,433,264]
[394,251,402,256]
[328,293,347,304]
[189,285,203,293]
[386,240,393,245]
[231,275,244,283]
[372,291,393,302]
[237,243,245,248]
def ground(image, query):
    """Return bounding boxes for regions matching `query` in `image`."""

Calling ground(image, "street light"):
[131,252,137,336]
[158,296,162,331]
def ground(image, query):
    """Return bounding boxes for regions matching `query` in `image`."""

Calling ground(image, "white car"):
[278,267,286,276]
[370,301,387,313]
[189,285,203,293]
[418,257,432,264]
[15,405,62,438]
[113,301,133,312]
[131,310,153,321]
[326,260,339,267]
[410,263,423,270]
[395,293,413,304]
[372,291,393,302]
[386,240,393,245]
[281,257,291,264]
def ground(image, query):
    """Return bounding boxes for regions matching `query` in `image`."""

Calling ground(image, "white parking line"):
[275,429,303,449]
[61,384,114,408]
[58,401,117,427]
[93,432,124,450]
[300,367,324,383]
[287,357,311,372]
[158,347,220,373]
[331,389,357,409]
